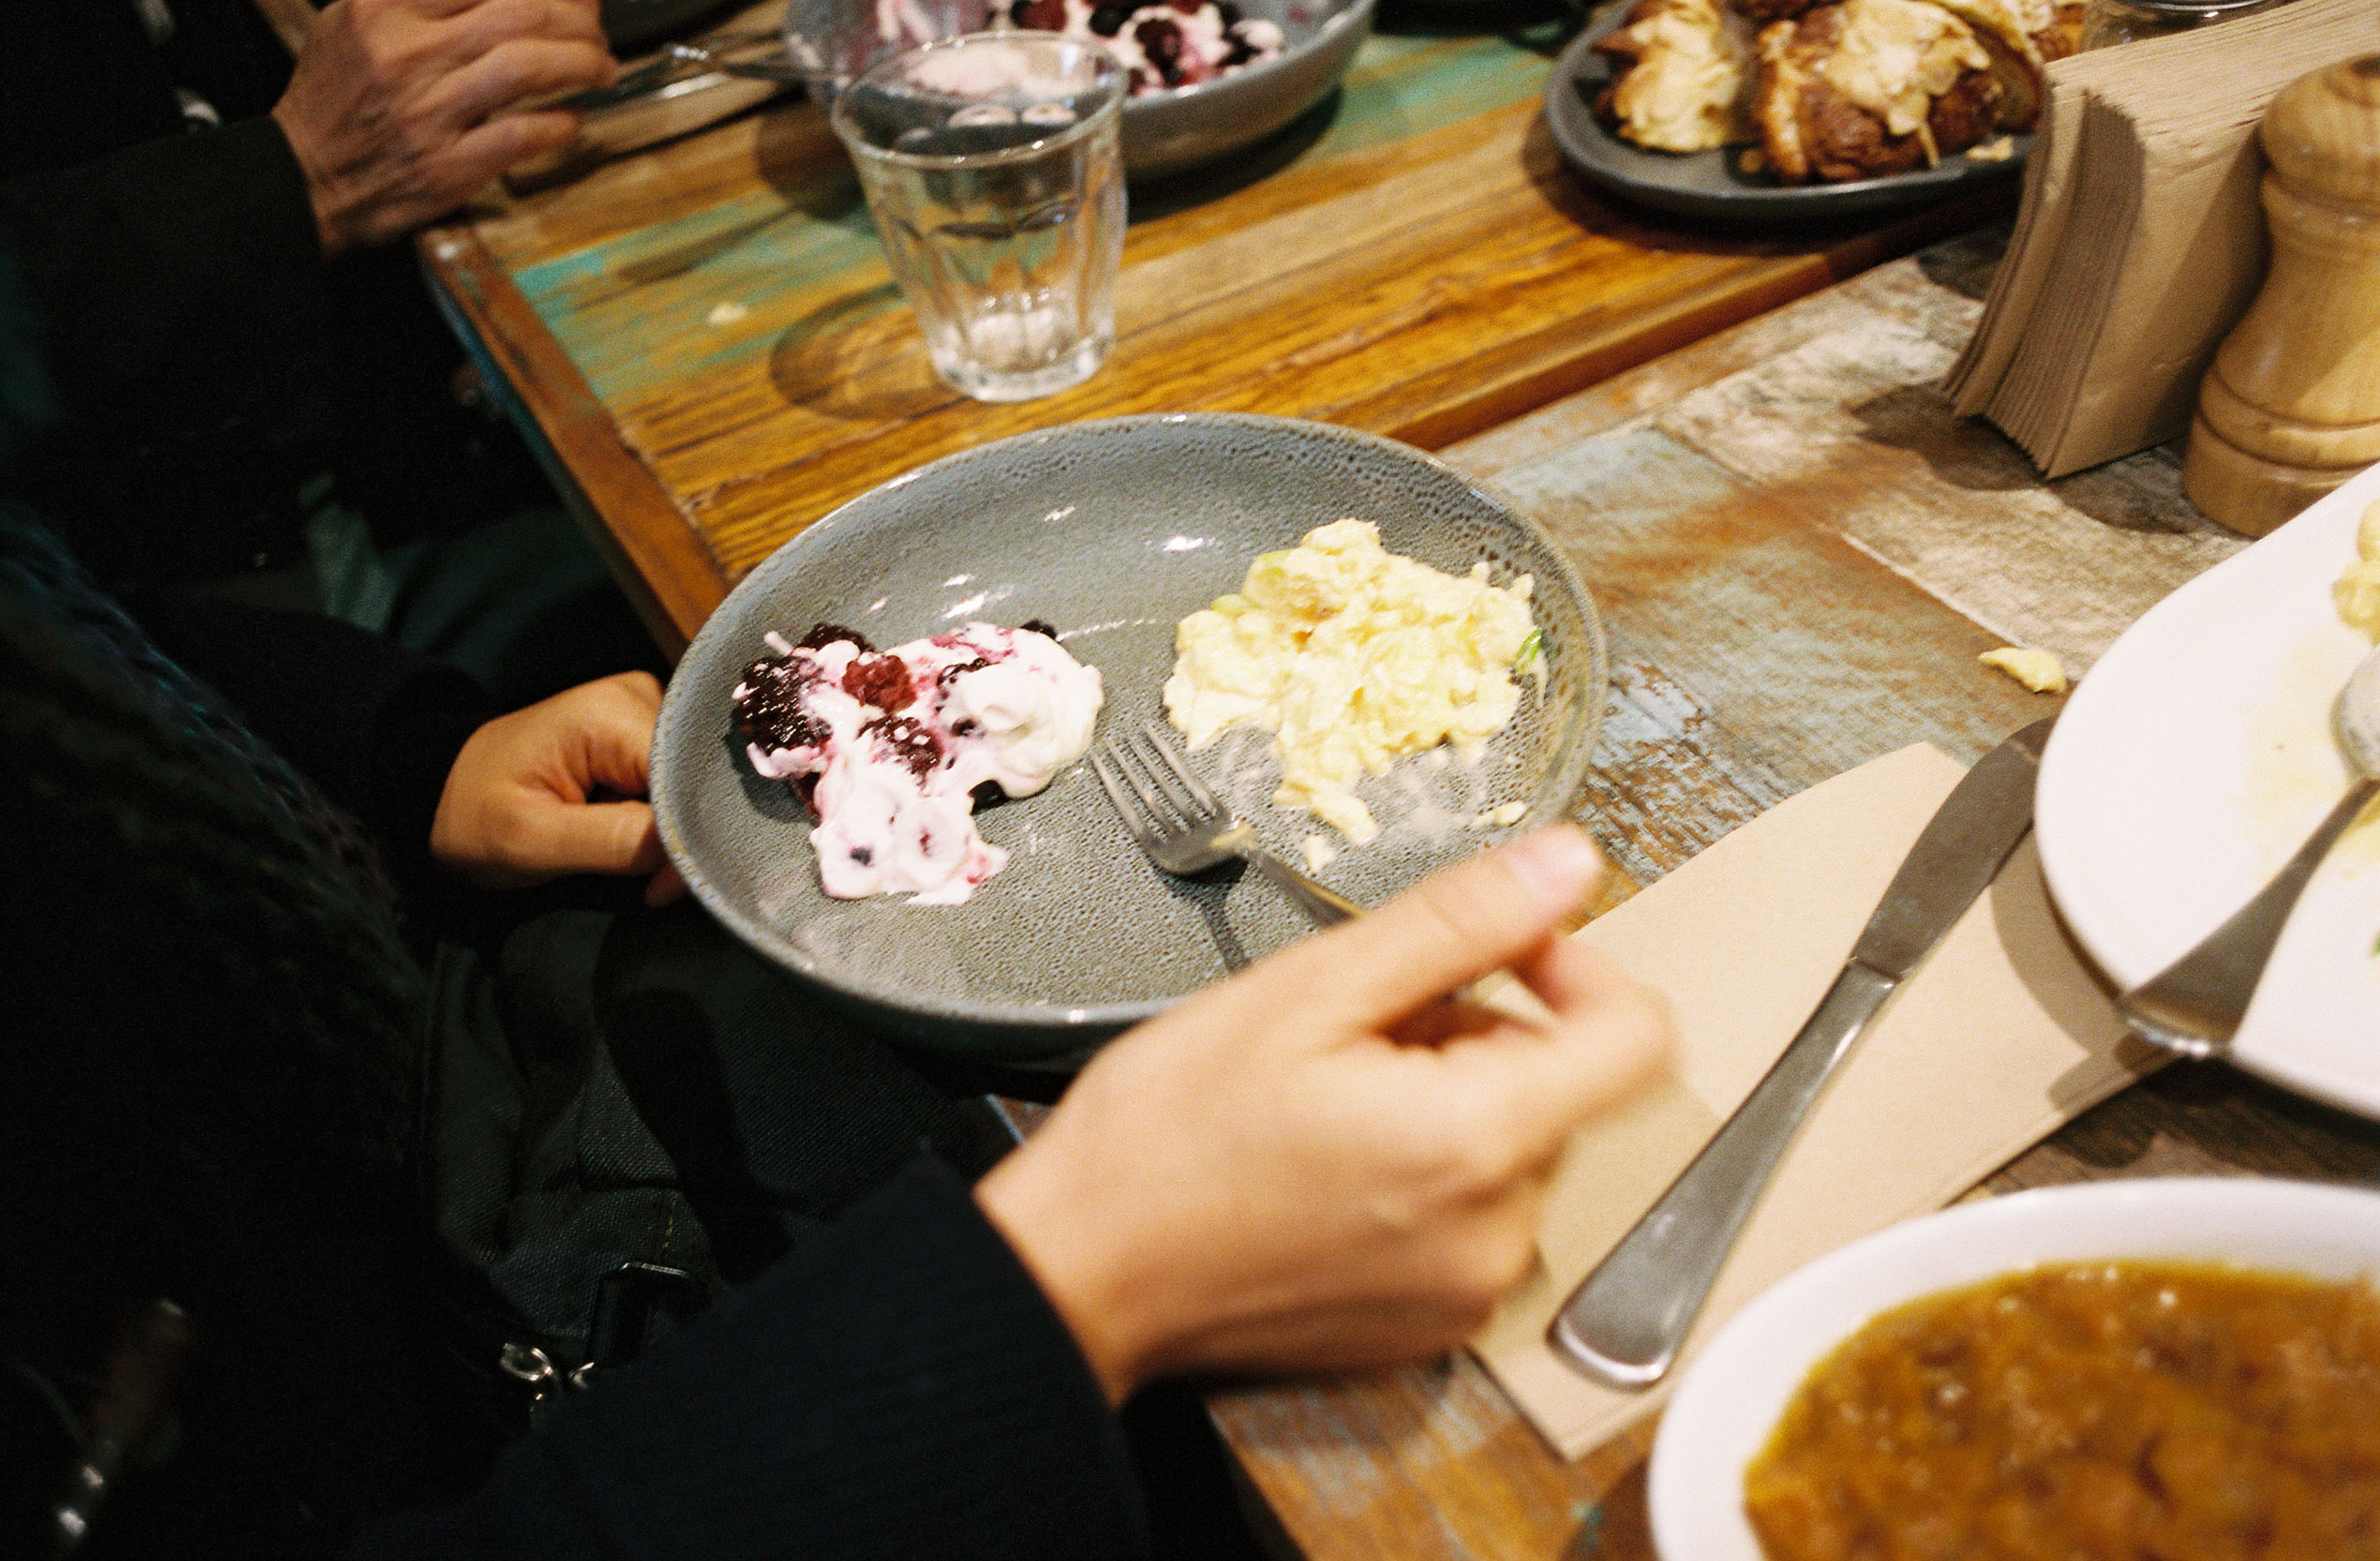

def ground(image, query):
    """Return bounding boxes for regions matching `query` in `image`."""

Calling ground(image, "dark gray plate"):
[652,414,1606,1058]
[1544,7,2029,225]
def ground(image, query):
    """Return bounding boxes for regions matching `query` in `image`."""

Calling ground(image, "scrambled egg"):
[1979,645,2067,693]
[2336,497,2380,639]
[1163,518,1537,841]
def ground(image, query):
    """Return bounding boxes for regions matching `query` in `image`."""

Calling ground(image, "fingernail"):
[1499,825,1602,902]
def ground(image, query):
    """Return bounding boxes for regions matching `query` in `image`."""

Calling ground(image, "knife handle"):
[1549,961,1897,1388]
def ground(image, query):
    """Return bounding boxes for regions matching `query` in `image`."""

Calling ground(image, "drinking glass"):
[831,32,1128,402]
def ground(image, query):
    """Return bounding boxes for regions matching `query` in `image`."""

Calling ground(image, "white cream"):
[734,621,1104,904]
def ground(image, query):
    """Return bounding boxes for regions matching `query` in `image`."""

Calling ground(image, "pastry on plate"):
[1592,0,1759,153]
[1925,0,2082,131]
[1753,0,2001,183]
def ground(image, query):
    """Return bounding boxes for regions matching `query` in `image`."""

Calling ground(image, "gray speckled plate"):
[651,413,1606,1058]
[1545,6,2030,226]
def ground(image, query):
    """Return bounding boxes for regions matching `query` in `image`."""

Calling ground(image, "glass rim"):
[829,31,1126,170]
[2097,0,2280,12]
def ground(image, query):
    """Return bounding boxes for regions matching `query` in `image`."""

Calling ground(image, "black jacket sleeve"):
[131,591,490,898]
[0,115,338,583]
[352,1158,1154,1561]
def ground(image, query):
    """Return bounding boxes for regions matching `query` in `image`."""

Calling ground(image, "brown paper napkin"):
[1472,743,2159,1459]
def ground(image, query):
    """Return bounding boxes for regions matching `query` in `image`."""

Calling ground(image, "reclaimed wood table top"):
[420,8,2008,655]
[1195,227,2380,1560]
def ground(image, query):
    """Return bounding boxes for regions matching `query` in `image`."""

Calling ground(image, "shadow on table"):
[1842,380,2211,541]
[766,284,954,422]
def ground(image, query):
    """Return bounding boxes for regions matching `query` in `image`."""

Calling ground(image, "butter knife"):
[1549,718,2055,1389]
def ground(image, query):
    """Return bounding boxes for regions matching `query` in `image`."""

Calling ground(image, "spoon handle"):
[2121,777,2380,1057]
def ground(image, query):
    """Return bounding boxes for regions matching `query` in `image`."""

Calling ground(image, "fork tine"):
[1121,735,1203,829]
[1112,735,1196,833]
[1137,721,1224,815]
[1092,748,1166,848]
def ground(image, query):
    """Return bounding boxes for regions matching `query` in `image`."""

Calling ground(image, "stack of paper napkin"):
[1943,0,2380,479]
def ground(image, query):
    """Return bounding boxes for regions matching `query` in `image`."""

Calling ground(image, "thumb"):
[1273,826,1608,1030]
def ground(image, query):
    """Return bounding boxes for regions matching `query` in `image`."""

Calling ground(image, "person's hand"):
[271,0,617,255]
[973,826,1671,1405]
[431,671,687,904]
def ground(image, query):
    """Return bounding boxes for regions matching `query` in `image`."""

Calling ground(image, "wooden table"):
[417,37,2380,1559]
[1192,228,2380,1559]
[421,8,2006,656]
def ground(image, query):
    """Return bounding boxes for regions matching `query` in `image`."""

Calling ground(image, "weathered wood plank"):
[1209,1359,1660,1561]
[1452,229,2016,480]
[1643,268,2244,675]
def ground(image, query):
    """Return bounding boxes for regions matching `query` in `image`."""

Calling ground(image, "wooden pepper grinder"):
[2183,55,2380,538]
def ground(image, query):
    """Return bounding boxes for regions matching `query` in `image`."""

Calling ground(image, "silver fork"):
[1092,722,1364,927]
[2118,641,2380,1057]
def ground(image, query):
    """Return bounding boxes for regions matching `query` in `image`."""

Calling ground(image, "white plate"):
[2033,462,2380,1119]
[1649,1178,2380,1561]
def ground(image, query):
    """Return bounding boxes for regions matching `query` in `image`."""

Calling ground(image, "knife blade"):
[1548,717,2055,1389]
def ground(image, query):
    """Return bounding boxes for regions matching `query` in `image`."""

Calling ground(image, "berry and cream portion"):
[1004,0,1284,96]
[733,621,1103,904]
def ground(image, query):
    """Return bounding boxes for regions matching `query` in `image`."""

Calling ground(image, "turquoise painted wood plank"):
[509,25,1568,406]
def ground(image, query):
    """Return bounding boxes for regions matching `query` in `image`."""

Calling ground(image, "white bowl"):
[1648,1178,2380,1561]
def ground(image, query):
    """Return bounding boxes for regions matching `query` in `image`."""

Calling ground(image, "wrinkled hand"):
[272,0,616,255]
[975,826,1672,1405]
[431,671,686,905]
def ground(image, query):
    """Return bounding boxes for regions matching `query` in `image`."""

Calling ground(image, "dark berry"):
[951,718,979,736]
[936,655,992,688]
[1020,618,1060,640]
[1134,17,1185,81]
[842,653,916,712]
[1088,3,1128,31]
[864,715,945,781]
[1015,0,1067,27]
[969,780,1005,808]
[798,621,873,653]
[733,658,830,753]
[850,845,873,866]
[1216,1,1242,21]
[1168,0,1201,14]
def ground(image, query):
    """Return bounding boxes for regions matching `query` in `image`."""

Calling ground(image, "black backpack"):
[416,897,1018,1435]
